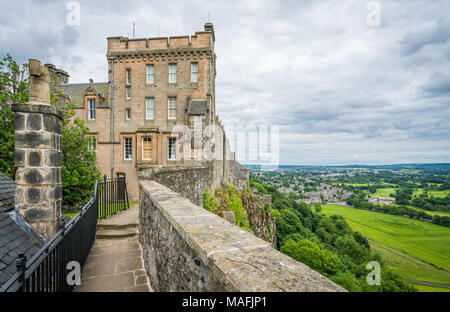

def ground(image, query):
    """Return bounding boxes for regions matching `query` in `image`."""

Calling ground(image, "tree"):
[0,53,101,206]
[0,54,29,178]
[281,239,344,276]
[320,193,325,203]
[55,99,102,206]
[314,204,322,213]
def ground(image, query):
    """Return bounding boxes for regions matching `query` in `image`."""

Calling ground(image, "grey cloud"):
[421,72,450,97]
[1,0,449,164]
[399,21,450,55]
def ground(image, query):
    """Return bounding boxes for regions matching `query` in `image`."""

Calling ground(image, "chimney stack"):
[12,59,63,239]
[204,22,215,42]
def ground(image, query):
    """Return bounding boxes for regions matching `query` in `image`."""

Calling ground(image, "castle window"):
[146,98,154,120]
[88,99,96,120]
[168,137,176,161]
[88,136,96,151]
[126,108,131,120]
[124,137,132,160]
[146,65,154,84]
[126,86,131,99]
[168,97,177,120]
[169,63,177,83]
[142,137,152,160]
[126,69,131,85]
[191,63,198,83]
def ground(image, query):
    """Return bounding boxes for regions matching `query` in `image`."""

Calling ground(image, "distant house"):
[368,197,396,204]
[0,172,43,287]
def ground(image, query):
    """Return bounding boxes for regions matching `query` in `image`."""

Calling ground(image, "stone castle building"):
[56,23,245,200]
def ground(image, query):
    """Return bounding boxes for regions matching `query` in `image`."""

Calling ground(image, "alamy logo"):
[366,261,381,285]
[66,1,81,26]
[66,261,81,286]
[170,121,280,167]
[366,1,381,26]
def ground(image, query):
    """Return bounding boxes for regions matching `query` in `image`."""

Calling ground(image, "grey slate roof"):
[0,213,43,286]
[59,82,110,108]
[0,172,15,213]
[0,172,43,287]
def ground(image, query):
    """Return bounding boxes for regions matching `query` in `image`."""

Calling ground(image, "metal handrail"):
[0,178,123,292]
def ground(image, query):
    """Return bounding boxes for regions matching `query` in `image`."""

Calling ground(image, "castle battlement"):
[107,24,214,56]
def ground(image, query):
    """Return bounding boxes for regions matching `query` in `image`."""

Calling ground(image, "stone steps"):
[97,222,137,231]
[96,228,138,239]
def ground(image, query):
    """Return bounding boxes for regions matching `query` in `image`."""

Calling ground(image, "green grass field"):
[413,284,450,292]
[404,205,450,218]
[370,188,397,198]
[370,187,449,199]
[321,204,450,292]
[413,189,450,198]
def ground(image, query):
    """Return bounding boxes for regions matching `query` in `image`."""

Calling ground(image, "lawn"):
[413,189,450,198]
[370,187,397,198]
[404,205,450,218]
[413,284,450,292]
[369,187,449,199]
[321,204,450,291]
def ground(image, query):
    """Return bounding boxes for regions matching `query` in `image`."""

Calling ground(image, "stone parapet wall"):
[139,180,345,292]
[138,165,213,206]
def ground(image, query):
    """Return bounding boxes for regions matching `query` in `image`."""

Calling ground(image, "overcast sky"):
[1,0,449,165]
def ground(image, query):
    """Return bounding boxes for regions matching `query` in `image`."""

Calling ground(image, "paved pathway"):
[75,204,152,292]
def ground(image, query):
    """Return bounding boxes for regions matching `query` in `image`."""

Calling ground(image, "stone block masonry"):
[13,100,64,239]
[139,180,345,292]
[139,165,213,206]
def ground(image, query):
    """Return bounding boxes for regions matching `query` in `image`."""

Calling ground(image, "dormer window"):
[88,99,96,120]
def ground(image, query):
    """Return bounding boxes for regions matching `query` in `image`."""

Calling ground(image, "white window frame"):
[126,86,131,100]
[168,137,176,161]
[142,137,152,160]
[191,62,198,83]
[126,68,131,85]
[169,63,177,83]
[126,108,131,120]
[124,137,132,160]
[146,64,154,84]
[88,136,96,151]
[146,98,154,120]
[168,97,176,120]
[88,99,96,120]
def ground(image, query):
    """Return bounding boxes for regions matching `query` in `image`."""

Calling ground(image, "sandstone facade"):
[58,23,242,201]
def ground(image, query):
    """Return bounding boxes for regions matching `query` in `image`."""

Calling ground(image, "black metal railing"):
[0,175,129,292]
[98,175,130,219]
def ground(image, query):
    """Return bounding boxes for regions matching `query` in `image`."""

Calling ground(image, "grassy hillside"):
[404,205,450,218]
[370,188,397,198]
[369,187,450,199]
[413,189,450,198]
[321,204,450,291]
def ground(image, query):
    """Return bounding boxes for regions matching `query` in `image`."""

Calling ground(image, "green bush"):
[202,188,217,212]
[281,239,344,276]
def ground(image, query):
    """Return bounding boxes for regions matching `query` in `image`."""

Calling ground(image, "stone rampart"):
[139,180,345,292]
[138,165,213,206]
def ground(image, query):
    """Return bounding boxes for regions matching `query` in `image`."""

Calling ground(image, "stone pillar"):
[12,59,63,239]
